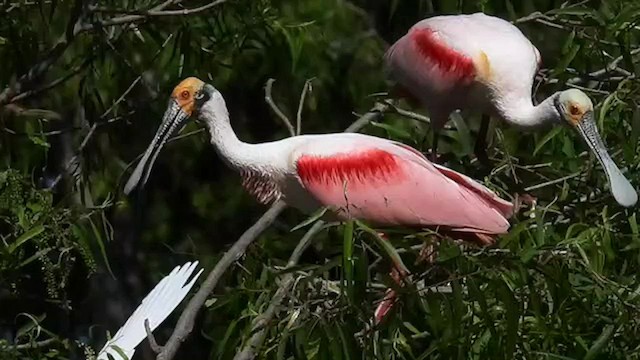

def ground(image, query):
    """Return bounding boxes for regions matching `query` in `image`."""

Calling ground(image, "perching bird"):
[124,77,514,322]
[384,12,637,207]
[96,262,202,360]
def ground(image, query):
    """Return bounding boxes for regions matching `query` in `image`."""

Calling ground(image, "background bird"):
[124,77,515,323]
[384,12,637,208]
[96,262,202,360]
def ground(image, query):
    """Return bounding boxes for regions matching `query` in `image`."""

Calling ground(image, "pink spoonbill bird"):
[97,262,202,360]
[124,77,514,322]
[384,12,637,207]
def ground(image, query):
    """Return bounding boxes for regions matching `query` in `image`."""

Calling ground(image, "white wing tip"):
[96,261,203,360]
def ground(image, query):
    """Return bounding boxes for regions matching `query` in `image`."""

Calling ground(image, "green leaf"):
[496,279,519,359]
[216,319,238,358]
[370,121,413,141]
[533,127,563,156]
[504,0,517,20]
[555,42,581,75]
[629,213,639,245]
[15,313,46,340]
[109,345,130,360]
[24,121,50,149]
[598,92,617,131]
[562,136,575,157]
[291,207,328,232]
[354,221,409,275]
[19,248,52,268]
[584,325,615,360]
[449,112,472,155]
[8,225,44,254]
[548,7,594,16]
[630,107,640,153]
[467,279,496,337]
[342,220,355,303]
[562,30,576,55]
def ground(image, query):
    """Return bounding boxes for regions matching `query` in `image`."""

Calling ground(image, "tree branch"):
[296,79,314,135]
[145,319,164,353]
[82,0,228,29]
[156,101,390,360]
[8,56,93,103]
[264,79,295,137]
[8,338,56,350]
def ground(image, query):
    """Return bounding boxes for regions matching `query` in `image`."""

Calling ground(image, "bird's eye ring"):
[569,104,581,116]
[180,90,190,100]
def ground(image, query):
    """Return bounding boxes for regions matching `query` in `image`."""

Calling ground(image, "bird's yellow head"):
[171,77,205,117]
[556,89,594,127]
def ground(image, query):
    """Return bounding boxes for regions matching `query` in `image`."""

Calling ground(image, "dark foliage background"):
[2,0,640,359]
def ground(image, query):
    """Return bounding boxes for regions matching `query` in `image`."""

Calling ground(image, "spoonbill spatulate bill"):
[384,12,637,207]
[124,77,515,322]
[96,262,202,360]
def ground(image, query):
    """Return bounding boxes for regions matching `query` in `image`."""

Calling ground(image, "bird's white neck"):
[498,93,560,130]
[198,98,256,170]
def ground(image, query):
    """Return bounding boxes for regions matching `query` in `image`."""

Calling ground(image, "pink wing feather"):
[295,137,513,238]
[384,25,477,94]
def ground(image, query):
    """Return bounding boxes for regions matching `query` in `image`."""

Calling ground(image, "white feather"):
[96,261,203,360]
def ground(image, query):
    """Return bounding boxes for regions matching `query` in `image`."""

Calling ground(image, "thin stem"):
[264,79,295,137]
[296,79,314,135]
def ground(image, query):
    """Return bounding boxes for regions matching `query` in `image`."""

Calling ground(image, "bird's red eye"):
[180,90,190,100]
[569,104,581,116]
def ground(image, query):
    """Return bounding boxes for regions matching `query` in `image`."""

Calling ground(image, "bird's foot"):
[513,193,537,212]
[374,289,398,325]
[427,149,453,164]
[374,238,441,325]
[373,261,407,325]
[473,149,493,173]
[416,240,438,265]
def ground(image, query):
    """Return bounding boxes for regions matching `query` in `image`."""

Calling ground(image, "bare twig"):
[88,0,227,25]
[264,79,295,137]
[524,171,583,192]
[9,57,93,103]
[566,47,640,85]
[156,102,390,360]
[7,338,56,350]
[145,319,164,353]
[1,105,62,120]
[383,100,430,125]
[233,220,325,360]
[296,79,314,135]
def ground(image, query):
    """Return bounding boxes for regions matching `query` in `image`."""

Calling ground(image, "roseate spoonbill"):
[97,262,202,360]
[384,12,637,207]
[124,77,514,322]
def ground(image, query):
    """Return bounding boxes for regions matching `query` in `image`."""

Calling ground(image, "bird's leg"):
[373,267,403,325]
[373,232,409,325]
[417,238,438,265]
[474,114,491,169]
[429,129,440,163]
